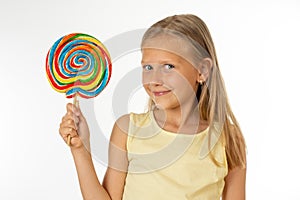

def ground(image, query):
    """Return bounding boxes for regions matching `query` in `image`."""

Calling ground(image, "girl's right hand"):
[59,103,90,151]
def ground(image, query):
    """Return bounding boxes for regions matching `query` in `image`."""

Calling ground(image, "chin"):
[153,101,180,110]
[149,93,180,110]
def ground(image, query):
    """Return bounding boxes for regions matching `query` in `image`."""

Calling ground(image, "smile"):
[152,90,171,96]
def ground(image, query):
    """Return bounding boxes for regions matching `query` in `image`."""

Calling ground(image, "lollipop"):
[46,33,112,99]
[46,33,112,145]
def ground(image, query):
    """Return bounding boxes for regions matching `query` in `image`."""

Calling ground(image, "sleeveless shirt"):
[122,111,228,200]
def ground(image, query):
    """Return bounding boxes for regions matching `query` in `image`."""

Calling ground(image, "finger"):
[64,103,85,130]
[62,112,79,124]
[67,102,80,116]
[66,103,74,113]
[73,103,85,122]
[67,135,81,146]
[59,127,77,137]
[67,103,81,123]
[72,103,80,116]
[59,127,78,138]
[66,133,81,146]
[62,114,72,122]
[60,119,77,130]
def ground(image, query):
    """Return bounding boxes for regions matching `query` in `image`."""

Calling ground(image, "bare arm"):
[102,114,129,199]
[222,167,246,200]
[60,104,128,200]
[71,148,112,200]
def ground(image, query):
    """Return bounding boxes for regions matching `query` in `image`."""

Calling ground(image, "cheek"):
[167,73,193,89]
[142,73,152,95]
[142,83,152,97]
[142,72,147,84]
[168,73,198,96]
[142,71,152,85]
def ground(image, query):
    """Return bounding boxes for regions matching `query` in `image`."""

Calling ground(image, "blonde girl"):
[59,14,246,200]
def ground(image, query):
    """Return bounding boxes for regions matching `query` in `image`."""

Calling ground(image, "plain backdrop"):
[1,0,300,199]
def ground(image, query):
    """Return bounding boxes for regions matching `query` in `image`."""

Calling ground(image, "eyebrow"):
[141,59,177,65]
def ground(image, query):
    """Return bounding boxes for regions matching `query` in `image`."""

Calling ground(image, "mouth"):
[152,90,171,97]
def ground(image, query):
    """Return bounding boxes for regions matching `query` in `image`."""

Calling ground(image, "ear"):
[197,58,213,82]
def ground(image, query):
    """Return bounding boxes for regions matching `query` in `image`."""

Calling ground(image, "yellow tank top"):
[122,111,228,200]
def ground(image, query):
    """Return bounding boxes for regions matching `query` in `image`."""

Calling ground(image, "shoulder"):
[114,114,131,133]
[113,112,148,131]
[110,112,149,145]
[107,114,131,171]
[110,114,130,146]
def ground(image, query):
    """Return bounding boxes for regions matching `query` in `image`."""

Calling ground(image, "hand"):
[59,103,90,151]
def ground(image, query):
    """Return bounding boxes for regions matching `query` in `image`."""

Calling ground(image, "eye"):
[163,64,175,70]
[143,64,153,71]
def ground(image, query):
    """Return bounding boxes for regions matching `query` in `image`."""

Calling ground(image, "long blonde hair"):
[141,14,246,170]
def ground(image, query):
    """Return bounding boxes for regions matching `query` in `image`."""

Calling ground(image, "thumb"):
[74,102,85,120]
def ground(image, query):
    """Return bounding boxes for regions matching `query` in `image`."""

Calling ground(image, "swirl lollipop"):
[46,33,112,99]
[46,33,112,145]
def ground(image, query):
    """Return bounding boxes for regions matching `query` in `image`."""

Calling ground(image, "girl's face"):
[142,47,201,110]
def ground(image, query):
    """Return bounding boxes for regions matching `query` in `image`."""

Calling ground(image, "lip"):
[152,90,171,96]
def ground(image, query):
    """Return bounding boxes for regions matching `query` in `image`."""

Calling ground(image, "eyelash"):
[143,65,153,70]
[142,64,175,71]
[164,64,175,70]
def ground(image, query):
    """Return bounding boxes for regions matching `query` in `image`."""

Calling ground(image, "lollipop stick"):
[67,134,72,146]
[73,94,79,107]
[67,94,78,146]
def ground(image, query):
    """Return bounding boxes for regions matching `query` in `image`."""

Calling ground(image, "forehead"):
[141,35,195,64]
[141,48,182,64]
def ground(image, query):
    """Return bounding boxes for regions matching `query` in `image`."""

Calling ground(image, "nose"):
[152,70,164,85]
[143,69,163,86]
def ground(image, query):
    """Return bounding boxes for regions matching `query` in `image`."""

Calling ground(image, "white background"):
[1,0,300,199]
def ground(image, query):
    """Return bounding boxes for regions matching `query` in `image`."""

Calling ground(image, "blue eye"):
[164,64,175,70]
[143,65,153,71]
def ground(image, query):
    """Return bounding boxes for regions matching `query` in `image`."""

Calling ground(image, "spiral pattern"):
[46,33,112,98]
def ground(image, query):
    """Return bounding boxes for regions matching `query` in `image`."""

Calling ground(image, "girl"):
[59,14,246,200]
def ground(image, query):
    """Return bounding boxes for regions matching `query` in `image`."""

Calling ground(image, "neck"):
[153,100,206,134]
